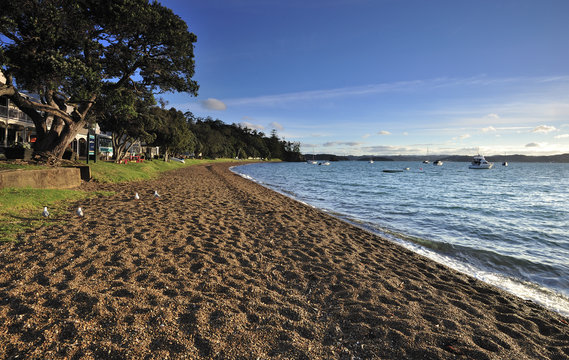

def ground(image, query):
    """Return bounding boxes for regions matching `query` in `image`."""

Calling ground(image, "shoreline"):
[231,161,569,319]
[1,163,568,359]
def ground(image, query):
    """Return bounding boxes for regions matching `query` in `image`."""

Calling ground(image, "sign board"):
[88,134,95,156]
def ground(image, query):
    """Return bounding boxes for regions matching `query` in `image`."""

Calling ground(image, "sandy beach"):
[1,162,568,359]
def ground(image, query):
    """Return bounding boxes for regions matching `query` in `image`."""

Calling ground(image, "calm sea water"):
[232,161,569,317]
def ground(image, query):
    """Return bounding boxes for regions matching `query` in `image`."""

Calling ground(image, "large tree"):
[150,107,197,161]
[94,87,158,163]
[0,0,198,163]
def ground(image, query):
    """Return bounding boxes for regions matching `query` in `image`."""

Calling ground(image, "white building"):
[0,95,36,147]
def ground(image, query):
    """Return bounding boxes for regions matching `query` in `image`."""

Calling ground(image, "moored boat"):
[383,169,404,173]
[469,154,493,169]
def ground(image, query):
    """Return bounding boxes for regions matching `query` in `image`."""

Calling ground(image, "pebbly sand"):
[0,162,568,359]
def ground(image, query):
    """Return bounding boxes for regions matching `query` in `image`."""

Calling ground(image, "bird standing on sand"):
[135,192,140,200]
[76,207,84,217]
[154,190,160,199]
[42,207,49,217]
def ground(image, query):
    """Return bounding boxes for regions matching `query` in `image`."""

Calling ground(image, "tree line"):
[95,90,303,162]
[1,0,303,164]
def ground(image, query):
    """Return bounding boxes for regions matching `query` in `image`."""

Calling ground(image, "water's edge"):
[230,163,569,318]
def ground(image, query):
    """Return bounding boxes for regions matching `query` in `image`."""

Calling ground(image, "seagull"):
[134,192,140,200]
[42,207,49,217]
[76,207,84,217]
[154,190,160,199]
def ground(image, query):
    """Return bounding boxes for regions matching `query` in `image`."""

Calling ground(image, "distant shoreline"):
[305,153,569,163]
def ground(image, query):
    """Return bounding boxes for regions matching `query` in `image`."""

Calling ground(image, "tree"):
[94,87,157,163]
[0,0,198,163]
[267,129,283,160]
[150,107,197,161]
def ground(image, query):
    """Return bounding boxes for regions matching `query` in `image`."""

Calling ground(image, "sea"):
[232,160,569,317]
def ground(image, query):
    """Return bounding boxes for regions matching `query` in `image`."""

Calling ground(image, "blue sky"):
[160,0,569,156]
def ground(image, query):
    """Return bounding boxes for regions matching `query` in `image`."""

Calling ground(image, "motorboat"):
[433,160,443,166]
[422,160,430,164]
[369,159,374,164]
[307,160,317,165]
[469,154,493,169]
[383,169,404,173]
[502,161,508,166]
[319,161,330,166]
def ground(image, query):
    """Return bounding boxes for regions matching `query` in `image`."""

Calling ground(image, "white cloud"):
[482,126,496,132]
[362,133,371,139]
[554,134,569,139]
[532,125,557,133]
[525,142,542,148]
[269,121,284,130]
[378,130,391,135]
[239,121,265,131]
[460,134,471,140]
[323,141,363,147]
[222,75,569,108]
[486,113,500,119]
[402,132,409,136]
[201,98,227,111]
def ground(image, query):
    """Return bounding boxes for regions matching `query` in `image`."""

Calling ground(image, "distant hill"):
[303,154,569,163]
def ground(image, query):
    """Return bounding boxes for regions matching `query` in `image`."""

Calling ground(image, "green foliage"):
[94,86,158,162]
[0,0,198,158]
[187,117,303,161]
[150,107,197,158]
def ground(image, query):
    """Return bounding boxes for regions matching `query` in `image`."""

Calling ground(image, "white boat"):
[433,160,443,166]
[307,160,317,165]
[369,159,374,164]
[319,161,330,166]
[469,154,493,169]
[170,157,185,163]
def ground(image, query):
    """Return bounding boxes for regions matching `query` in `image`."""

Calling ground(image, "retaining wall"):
[0,167,82,189]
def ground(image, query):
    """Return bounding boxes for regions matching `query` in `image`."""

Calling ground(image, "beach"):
[0,163,567,359]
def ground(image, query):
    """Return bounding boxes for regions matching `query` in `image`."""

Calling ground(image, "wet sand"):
[0,162,568,359]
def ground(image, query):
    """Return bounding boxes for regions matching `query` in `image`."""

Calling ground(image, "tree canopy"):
[0,0,198,162]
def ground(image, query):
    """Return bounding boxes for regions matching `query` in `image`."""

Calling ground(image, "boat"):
[383,169,404,173]
[502,161,508,166]
[423,147,430,163]
[170,157,185,163]
[319,161,330,166]
[469,154,493,169]
[369,159,374,164]
[307,148,318,164]
[433,160,443,166]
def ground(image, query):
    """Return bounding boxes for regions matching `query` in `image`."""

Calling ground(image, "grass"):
[89,158,240,183]
[0,163,48,171]
[0,187,113,242]
[0,157,248,241]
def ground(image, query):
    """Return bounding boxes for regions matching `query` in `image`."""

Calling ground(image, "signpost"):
[86,130,98,164]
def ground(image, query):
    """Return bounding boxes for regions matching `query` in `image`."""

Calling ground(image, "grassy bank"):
[0,188,113,242]
[0,158,246,241]
[89,158,240,183]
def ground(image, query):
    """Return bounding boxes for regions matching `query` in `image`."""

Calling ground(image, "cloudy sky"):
[160,0,569,156]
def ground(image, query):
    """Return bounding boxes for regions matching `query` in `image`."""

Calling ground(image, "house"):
[0,95,35,148]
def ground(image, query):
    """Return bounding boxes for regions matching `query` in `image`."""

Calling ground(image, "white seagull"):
[42,206,49,217]
[135,192,140,200]
[154,190,160,199]
[76,207,84,217]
